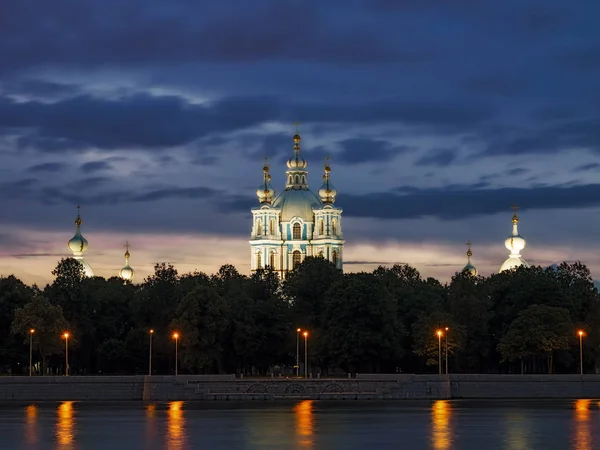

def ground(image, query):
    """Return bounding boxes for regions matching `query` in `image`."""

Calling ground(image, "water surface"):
[1,399,599,449]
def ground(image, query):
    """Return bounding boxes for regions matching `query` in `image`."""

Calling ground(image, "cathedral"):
[249,131,344,277]
[63,131,533,281]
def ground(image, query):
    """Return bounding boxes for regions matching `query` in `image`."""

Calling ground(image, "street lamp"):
[296,328,301,377]
[29,329,35,377]
[303,331,308,378]
[149,329,154,376]
[173,332,180,376]
[62,332,70,376]
[578,330,584,375]
[444,327,449,375]
[436,330,443,375]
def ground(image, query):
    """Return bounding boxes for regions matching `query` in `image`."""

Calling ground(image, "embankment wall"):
[1,374,599,401]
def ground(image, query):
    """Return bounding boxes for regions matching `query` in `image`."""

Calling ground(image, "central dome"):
[272,189,322,222]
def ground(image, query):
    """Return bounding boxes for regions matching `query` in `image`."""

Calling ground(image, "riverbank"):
[0,374,599,402]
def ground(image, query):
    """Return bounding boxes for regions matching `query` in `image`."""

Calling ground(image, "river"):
[0,399,598,449]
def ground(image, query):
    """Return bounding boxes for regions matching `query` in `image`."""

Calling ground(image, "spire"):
[500,204,529,272]
[318,155,337,204]
[67,206,94,277]
[462,240,477,276]
[285,124,308,189]
[119,241,135,281]
[256,157,275,204]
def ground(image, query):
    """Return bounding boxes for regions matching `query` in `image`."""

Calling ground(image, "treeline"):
[1,257,599,376]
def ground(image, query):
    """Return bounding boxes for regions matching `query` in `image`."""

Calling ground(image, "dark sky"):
[1,0,600,283]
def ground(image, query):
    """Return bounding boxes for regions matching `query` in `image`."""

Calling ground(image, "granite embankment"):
[1,374,600,401]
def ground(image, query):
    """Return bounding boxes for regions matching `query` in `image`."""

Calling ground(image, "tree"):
[0,276,33,373]
[323,273,405,373]
[11,295,69,375]
[497,304,572,373]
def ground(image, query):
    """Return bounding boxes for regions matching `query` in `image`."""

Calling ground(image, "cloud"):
[337,138,410,164]
[0,1,432,69]
[28,162,69,173]
[460,73,528,97]
[415,148,458,166]
[81,161,112,173]
[505,168,529,176]
[574,163,600,172]
[221,182,600,221]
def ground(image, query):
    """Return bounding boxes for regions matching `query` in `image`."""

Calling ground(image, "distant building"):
[462,240,478,276]
[499,205,529,272]
[67,207,94,277]
[119,241,135,281]
[249,131,344,277]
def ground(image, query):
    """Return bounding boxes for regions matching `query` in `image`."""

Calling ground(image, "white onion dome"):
[286,133,307,169]
[119,242,135,281]
[499,206,529,273]
[256,161,276,204]
[318,160,337,204]
[462,241,478,276]
[68,212,88,255]
[504,213,526,252]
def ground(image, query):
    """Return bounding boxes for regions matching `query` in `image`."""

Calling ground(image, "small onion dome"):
[287,133,307,169]
[256,163,275,204]
[463,262,478,276]
[462,242,477,276]
[119,263,135,281]
[119,243,134,281]
[68,214,88,255]
[318,160,337,203]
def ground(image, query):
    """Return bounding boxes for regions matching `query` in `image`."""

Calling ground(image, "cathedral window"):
[293,223,301,240]
[318,219,324,236]
[332,250,338,267]
[270,251,276,268]
[270,219,276,235]
[257,252,262,269]
[256,219,263,236]
[293,250,301,269]
[332,219,337,236]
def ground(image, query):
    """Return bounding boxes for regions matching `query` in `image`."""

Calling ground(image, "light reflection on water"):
[432,400,451,449]
[0,399,597,449]
[56,401,75,448]
[167,401,186,450]
[24,404,38,445]
[294,400,315,448]
[573,399,592,450]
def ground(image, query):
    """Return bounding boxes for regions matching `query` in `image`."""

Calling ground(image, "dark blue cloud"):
[28,162,69,173]
[415,148,458,167]
[81,161,111,173]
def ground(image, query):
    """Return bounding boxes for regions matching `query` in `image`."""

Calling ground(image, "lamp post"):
[29,329,35,377]
[149,329,154,376]
[296,328,301,377]
[303,331,308,378]
[62,332,70,376]
[436,330,442,375]
[173,332,179,376]
[444,327,449,375]
[578,330,584,375]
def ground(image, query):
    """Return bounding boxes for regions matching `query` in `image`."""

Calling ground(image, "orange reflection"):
[56,401,75,448]
[573,399,592,450]
[146,404,157,442]
[431,400,452,450]
[167,401,186,450]
[24,405,38,444]
[294,400,314,448]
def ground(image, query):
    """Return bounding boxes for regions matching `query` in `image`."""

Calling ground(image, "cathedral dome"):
[119,264,135,281]
[68,214,88,255]
[272,189,322,222]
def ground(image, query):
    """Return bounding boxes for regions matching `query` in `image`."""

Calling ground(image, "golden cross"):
[294,120,300,133]
[465,240,472,250]
[76,205,81,214]
[124,241,130,252]
[512,203,519,214]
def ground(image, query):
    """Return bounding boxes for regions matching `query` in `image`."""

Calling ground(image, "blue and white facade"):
[250,132,344,277]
